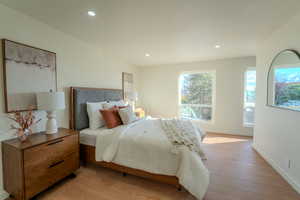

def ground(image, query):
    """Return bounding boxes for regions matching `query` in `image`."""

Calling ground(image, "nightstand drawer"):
[24,134,78,168]
[24,152,79,199]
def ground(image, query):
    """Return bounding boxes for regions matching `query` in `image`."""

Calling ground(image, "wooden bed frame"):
[69,87,181,189]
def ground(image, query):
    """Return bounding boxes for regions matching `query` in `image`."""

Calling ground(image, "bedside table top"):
[2,128,78,150]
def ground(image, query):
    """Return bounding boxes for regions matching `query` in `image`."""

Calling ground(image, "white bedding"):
[95,118,209,200]
[80,127,109,146]
[80,123,179,174]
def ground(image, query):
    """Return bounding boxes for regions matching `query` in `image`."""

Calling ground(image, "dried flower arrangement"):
[8,107,41,142]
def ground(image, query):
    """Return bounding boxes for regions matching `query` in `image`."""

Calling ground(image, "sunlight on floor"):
[203,136,249,144]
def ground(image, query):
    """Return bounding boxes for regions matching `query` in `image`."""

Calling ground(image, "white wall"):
[138,57,256,136]
[253,12,300,193]
[0,4,138,198]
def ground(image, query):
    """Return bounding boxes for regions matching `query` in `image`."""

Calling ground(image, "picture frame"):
[122,72,134,101]
[2,39,57,113]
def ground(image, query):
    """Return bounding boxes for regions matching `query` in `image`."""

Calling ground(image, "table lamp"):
[37,91,65,134]
[128,91,138,110]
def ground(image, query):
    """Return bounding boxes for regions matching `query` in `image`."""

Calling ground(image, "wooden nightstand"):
[2,128,80,200]
[135,108,145,118]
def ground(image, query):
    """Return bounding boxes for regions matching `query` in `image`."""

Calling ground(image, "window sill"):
[179,116,214,124]
[244,123,254,128]
[190,119,214,125]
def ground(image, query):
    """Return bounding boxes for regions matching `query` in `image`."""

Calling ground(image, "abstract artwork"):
[2,39,57,113]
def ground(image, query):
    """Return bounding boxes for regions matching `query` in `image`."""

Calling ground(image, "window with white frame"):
[243,69,256,126]
[179,71,215,121]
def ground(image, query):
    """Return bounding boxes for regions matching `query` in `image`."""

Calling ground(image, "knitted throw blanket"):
[160,119,206,159]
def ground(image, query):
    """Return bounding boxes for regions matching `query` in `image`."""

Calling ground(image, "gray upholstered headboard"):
[70,87,123,131]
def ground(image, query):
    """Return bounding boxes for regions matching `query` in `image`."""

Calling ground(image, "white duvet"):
[96,118,209,200]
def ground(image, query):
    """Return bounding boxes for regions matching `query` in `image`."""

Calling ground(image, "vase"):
[17,129,30,142]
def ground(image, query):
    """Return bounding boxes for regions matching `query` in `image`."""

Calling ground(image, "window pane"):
[180,105,212,120]
[180,73,213,105]
[245,70,256,104]
[274,67,300,110]
[244,70,256,126]
[179,72,214,121]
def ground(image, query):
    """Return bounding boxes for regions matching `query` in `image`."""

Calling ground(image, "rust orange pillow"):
[118,106,128,109]
[100,107,122,129]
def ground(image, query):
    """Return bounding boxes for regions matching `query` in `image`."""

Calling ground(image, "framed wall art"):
[2,39,57,113]
[122,72,134,102]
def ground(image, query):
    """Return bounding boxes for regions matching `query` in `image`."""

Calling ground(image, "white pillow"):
[102,100,127,109]
[118,106,138,125]
[87,102,106,129]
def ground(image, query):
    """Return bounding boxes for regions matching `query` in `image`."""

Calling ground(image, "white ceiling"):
[1,0,300,66]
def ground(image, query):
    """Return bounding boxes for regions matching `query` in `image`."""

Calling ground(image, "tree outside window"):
[179,72,215,121]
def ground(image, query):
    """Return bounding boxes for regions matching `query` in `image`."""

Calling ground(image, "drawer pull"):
[47,139,64,146]
[49,160,64,168]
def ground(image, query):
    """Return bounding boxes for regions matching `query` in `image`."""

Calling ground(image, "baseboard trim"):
[0,190,9,200]
[205,130,253,137]
[207,132,253,138]
[252,143,300,194]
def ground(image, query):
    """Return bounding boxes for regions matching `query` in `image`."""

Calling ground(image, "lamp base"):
[46,111,58,134]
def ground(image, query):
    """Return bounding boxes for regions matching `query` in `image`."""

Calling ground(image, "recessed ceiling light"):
[145,53,150,57]
[215,45,221,49]
[88,11,96,16]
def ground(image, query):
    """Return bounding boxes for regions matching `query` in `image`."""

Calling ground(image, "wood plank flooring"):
[10,133,300,200]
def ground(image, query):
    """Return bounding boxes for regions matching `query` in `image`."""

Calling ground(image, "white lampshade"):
[128,92,138,101]
[37,92,65,111]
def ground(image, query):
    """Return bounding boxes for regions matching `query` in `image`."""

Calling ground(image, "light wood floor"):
[19,133,300,200]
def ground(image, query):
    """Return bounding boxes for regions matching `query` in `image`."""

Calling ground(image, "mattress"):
[80,127,109,146]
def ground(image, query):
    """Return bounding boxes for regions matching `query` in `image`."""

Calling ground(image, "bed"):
[70,87,209,200]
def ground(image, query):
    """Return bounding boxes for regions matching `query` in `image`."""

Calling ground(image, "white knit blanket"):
[160,118,206,159]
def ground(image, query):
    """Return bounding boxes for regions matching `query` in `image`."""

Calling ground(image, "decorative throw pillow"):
[87,102,106,129]
[100,107,123,129]
[118,105,127,109]
[118,106,138,125]
[102,100,127,109]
